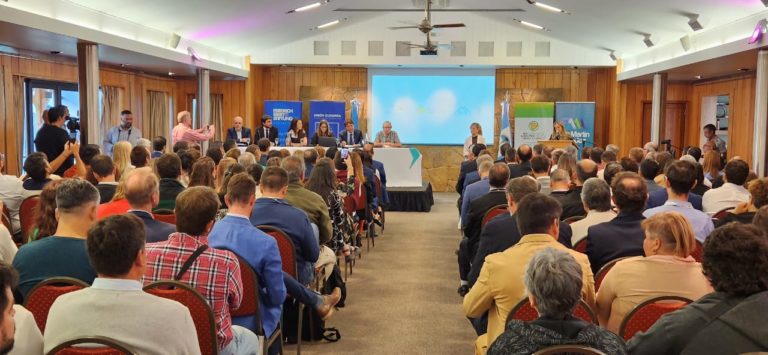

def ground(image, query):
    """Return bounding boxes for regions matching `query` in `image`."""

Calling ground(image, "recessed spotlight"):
[168,72,175,76]
[317,20,340,29]
[695,75,702,79]
[514,19,546,30]
[526,0,570,14]
[643,35,654,48]
[687,15,703,31]
[609,51,617,61]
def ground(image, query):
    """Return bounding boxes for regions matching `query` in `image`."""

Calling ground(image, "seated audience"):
[112,141,134,177]
[363,143,389,203]
[0,152,28,234]
[306,158,355,255]
[130,146,150,168]
[702,150,724,185]
[44,214,199,354]
[208,173,287,339]
[216,158,237,192]
[463,193,595,354]
[257,138,271,165]
[238,152,257,170]
[530,156,551,194]
[0,220,16,263]
[508,145,533,178]
[590,147,604,165]
[640,159,662,192]
[303,149,319,179]
[468,177,572,288]
[603,161,622,186]
[154,153,185,210]
[281,156,332,245]
[151,136,166,158]
[247,164,264,199]
[606,144,620,155]
[571,178,616,246]
[91,155,118,203]
[456,144,487,195]
[144,186,259,354]
[597,212,713,333]
[703,158,751,214]
[27,180,63,242]
[717,178,768,226]
[0,261,44,355]
[125,168,175,243]
[691,162,711,196]
[225,148,241,161]
[172,140,189,153]
[488,248,626,355]
[460,157,494,225]
[548,169,585,220]
[217,163,246,206]
[556,153,577,181]
[223,140,238,154]
[177,149,200,187]
[13,179,98,300]
[628,223,768,353]
[628,147,644,165]
[644,161,714,242]
[189,157,216,189]
[598,150,617,180]
[96,178,131,219]
[206,146,224,166]
[22,153,54,192]
[63,144,98,179]
[586,172,647,274]
[619,156,639,174]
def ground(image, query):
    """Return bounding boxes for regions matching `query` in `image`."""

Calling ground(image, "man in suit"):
[468,176,573,287]
[456,144,487,195]
[508,144,533,178]
[43,214,199,354]
[586,172,647,274]
[646,187,703,211]
[363,143,389,204]
[125,167,175,243]
[254,115,279,146]
[339,120,364,146]
[463,193,595,354]
[226,116,252,146]
[457,163,510,295]
[460,156,494,225]
[549,169,585,219]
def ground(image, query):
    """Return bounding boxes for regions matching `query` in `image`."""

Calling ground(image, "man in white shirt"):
[703,159,751,214]
[103,110,143,155]
[571,178,616,246]
[44,214,200,355]
[0,153,28,234]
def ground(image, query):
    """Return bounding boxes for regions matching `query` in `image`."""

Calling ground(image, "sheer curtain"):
[100,86,121,147]
[211,94,223,140]
[147,91,169,142]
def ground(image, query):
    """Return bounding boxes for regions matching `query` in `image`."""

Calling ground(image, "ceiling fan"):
[389,0,465,51]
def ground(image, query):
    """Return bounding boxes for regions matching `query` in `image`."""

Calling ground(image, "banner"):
[308,101,346,138]
[555,102,595,153]
[264,100,302,145]
[514,102,554,147]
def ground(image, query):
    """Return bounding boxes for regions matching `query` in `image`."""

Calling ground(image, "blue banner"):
[555,102,595,152]
[264,100,302,146]
[308,101,346,138]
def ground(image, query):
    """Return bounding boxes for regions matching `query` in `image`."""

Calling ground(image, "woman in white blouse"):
[463,122,486,159]
[286,119,307,147]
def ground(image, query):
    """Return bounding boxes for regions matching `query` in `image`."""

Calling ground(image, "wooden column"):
[77,42,100,145]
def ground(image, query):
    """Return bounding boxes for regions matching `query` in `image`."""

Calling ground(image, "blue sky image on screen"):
[370,75,495,145]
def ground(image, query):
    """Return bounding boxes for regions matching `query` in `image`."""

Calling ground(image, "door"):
[24,80,79,161]
[641,102,687,152]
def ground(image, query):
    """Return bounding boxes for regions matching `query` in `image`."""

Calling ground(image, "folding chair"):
[573,238,588,253]
[19,195,40,244]
[533,345,606,355]
[481,204,508,229]
[506,298,597,325]
[24,277,89,333]
[152,209,176,224]
[563,215,586,224]
[47,336,135,355]
[595,257,630,291]
[618,295,693,341]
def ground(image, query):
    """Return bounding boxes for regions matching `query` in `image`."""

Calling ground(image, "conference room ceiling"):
[63,0,767,60]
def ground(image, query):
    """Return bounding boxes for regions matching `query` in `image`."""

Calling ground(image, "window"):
[24,80,79,161]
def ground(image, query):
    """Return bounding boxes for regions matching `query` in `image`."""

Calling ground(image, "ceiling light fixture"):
[695,75,702,79]
[643,34,654,48]
[687,15,703,31]
[514,19,546,30]
[317,20,340,29]
[288,1,329,14]
[525,0,570,14]
[609,51,617,61]
[168,72,175,76]
[748,19,768,44]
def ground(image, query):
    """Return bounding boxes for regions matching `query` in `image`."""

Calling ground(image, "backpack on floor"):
[283,299,341,343]
[323,265,347,308]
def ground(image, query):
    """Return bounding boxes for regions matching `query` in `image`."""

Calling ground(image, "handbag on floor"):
[283,299,341,343]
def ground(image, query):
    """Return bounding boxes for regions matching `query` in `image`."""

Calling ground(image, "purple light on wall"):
[188,15,266,40]
[749,19,767,44]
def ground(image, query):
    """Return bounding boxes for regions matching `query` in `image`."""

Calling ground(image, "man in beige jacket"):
[463,193,595,355]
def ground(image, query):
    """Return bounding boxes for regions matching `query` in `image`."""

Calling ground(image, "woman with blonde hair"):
[463,122,486,159]
[702,150,723,184]
[112,141,134,177]
[596,211,712,333]
[97,173,131,219]
[215,157,236,191]
[549,122,573,141]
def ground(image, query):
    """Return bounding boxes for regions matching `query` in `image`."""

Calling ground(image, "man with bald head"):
[125,168,175,242]
[226,116,252,146]
[508,144,533,178]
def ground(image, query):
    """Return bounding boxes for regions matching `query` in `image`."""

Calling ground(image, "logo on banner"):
[529,121,539,131]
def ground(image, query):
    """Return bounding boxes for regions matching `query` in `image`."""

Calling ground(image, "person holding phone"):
[172,111,215,145]
[34,105,74,176]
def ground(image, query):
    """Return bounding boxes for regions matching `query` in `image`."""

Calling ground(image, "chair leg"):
[297,303,303,355]
[369,223,375,248]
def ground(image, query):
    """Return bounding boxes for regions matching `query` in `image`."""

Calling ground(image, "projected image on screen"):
[370,73,495,145]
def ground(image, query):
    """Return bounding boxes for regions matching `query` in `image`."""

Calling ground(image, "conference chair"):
[506,298,597,325]
[618,295,693,341]
[257,225,305,355]
[690,240,704,262]
[563,215,586,224]
[24,277,89,333]
[533,345,606,355]
[712,206,735,221]
[594,257,629,291]
[481,204,508,229]
[143,281,218,355]
[573,239,588,253]
[18,195,40,244]
[152,209,176,224]
[373,175,385,234]
[47,336,135,355]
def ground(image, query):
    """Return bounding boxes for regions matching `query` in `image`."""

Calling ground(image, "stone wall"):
[413,145,466,192]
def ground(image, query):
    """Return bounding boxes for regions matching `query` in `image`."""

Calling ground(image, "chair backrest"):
[47,336,135,355]
[690,240,704,262]
[152,209,176,224]
[563,215,586,224]
[19,195,40,244]
[506,298,597,325]
[24,277,89,333]
[481,204,508,228]
[1,204,11,231]
[223,251,263,334]
[257,225,298,279]
[373,175,383,198]
[712,207,735,220]
[533,345,607,355]
[573,238,588,253]
[594,257,629,291]
[143,281,218,355]
[618,295,693,341]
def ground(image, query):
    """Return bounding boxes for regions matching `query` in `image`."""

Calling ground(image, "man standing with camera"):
[34,105,73,176]
[103,110,143,155]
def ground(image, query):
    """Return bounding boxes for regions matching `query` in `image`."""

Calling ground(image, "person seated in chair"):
[44,214,199,354]
[125,168,175,243]
[226,116,252,146]
[339,120,364,147]
[154,153,185,211]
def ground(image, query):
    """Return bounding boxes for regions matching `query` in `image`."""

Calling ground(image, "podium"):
[538,140,577,151]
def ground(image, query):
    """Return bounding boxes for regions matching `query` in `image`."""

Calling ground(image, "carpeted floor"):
[285,192,476,354]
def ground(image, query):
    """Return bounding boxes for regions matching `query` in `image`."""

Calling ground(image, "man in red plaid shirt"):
[144,186,259,354]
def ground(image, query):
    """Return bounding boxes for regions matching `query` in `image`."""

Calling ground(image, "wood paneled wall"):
[175,79,247,139]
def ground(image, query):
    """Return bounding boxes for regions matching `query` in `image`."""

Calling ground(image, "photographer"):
[34,105,73,176]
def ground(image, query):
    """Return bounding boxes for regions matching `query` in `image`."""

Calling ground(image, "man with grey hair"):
[570,178,616,246]
[281,156,332,245]
[462,155,494,193]
[461,157,495,226]
[237,152,257,170]
[565,145,578,157]
[606,144,620,155]
[136,138,152,151]
[12,179,99,299]
[125,168,175,243]
[464,193,595,351]
[643,141,658,154]
[488,248,626,355]
[374,120,401,147]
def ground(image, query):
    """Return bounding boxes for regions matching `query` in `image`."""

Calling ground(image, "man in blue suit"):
[226,116,252,146]
[124,168,175,243]
[339,120,364,146]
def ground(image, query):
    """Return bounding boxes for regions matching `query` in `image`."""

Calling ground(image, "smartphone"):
[340,148,349,159]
